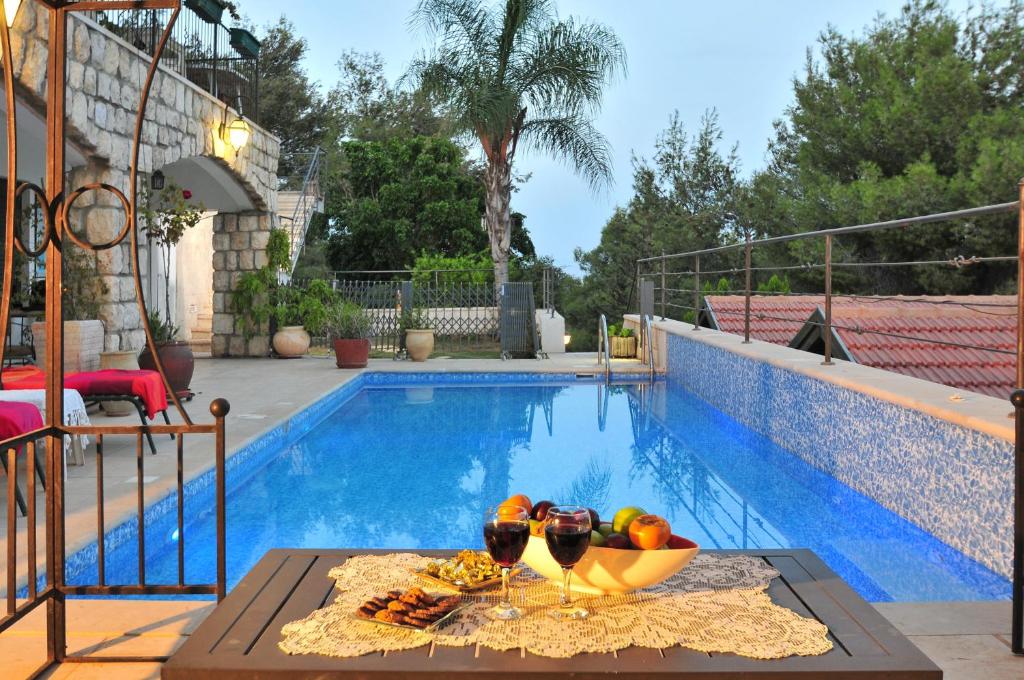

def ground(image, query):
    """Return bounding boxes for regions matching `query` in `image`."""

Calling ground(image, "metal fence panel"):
[412,282,499,353]
[333,280,403,352]
[500,282,539,359]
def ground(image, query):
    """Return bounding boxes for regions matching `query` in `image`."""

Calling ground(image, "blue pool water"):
[65,374,1010,602]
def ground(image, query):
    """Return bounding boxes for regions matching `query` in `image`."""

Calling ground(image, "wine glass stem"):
[500,567,511,609]
[560,566,573,607]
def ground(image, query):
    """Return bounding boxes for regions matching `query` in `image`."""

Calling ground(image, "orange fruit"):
[628,514,671,550]
[497,503,529,520]
[503,494,533,515]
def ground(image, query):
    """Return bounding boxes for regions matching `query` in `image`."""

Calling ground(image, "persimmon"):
[628,514,671,550]
[497,502,529,520]
[503,494,533,515]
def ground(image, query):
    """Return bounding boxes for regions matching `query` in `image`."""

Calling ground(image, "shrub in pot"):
[326,302,372,368]
[270,280,332,358]
[609,324,637,358]
[400,308,434,362]
[138,311,195,398]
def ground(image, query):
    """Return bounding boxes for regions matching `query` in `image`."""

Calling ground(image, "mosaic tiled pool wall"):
[665,332,1014,579]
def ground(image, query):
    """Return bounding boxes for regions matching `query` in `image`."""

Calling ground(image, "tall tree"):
[749,0,1024,295]
[408,0,626,299]
[567,112,741,348]
[324,135,488,271]
[255,17,328,178]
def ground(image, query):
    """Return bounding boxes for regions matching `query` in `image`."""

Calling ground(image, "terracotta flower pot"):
[405,329,434,362]
[272,326,310,358]
[138,341,195,397]
[333,338,370,368]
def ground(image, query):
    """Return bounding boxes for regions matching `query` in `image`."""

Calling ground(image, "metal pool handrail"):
[598,314,611,381]
[643,314,655,380]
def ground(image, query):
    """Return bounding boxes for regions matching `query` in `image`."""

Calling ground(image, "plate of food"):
[353,586,467,632]
[414,549,519,592]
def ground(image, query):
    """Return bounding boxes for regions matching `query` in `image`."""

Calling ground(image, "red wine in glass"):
[544,524,590,566]
[544,506,592,620]
[483,506,530,620]
[484,521,530,567]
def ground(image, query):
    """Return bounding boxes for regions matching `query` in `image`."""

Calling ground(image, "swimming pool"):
[64,373,1010,602]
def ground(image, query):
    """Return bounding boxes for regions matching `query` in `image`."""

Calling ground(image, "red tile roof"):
[703,295,1017,399]
[704,295,824,344]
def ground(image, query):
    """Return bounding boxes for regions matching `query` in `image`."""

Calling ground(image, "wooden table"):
[163,549,942,679]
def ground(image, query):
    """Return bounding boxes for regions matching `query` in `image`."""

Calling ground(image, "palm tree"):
[408,0,626,299]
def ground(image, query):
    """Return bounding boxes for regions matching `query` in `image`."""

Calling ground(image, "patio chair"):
[0,400,45,516]
[2,366,171,454]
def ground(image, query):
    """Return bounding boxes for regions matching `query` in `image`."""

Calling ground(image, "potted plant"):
[137,180,203,395]
[400,308,434,362]
[326,301,372,368]
[270,280,332,358]
[609,324,637,358]
[229,27,261,59]
[138,311,195,397]
[185,0,230,24]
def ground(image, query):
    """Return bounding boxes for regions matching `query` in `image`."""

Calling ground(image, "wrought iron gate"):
[0,3,230,676]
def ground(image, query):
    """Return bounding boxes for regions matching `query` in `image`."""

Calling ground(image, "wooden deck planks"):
[163,549,942,679]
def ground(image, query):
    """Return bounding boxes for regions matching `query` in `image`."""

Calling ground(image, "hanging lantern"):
[221,114,250,153]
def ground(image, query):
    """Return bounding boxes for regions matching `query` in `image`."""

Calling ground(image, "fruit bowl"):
[521,534,699,595]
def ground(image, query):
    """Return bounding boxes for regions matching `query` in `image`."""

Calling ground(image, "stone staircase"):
[191,312,213,357]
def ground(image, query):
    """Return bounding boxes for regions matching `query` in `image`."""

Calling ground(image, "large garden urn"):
[405,329,434,362]
[273,326,311,358]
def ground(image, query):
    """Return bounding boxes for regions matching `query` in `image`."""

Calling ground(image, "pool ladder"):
[597,314,656,383]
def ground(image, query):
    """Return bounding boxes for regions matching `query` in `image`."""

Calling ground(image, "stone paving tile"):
[906,633,1024,680]
[873,601,1011,636]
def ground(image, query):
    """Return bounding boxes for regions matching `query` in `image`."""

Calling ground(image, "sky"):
[238,0,974,274]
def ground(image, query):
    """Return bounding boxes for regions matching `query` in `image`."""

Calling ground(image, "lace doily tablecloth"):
[279,553,833,660]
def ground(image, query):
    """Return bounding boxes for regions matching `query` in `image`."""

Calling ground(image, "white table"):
[0,389,90,465]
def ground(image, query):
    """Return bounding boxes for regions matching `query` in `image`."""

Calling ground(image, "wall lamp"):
[219,98,251,153]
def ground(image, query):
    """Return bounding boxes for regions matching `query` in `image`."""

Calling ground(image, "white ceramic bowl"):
[521,534,699,595]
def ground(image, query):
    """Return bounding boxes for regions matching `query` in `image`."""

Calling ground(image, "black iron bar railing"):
[82,3,259,121]
[636,191,1024,655]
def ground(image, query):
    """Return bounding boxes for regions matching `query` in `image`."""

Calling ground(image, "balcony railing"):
[83,2,260,122]
[634,190,1024,655]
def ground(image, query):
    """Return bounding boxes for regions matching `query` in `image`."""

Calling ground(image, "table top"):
[162,548,942,679]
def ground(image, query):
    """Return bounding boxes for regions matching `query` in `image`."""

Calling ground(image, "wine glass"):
[482,505,531,620]
[543,505,592,620]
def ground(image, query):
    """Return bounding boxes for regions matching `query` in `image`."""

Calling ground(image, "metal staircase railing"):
[281,146,323,274]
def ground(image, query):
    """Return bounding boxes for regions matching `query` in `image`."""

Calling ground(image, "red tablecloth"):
[0,400,44,447]
[2,367,168,419]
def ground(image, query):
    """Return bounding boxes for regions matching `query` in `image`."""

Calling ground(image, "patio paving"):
[0,353,1018,678]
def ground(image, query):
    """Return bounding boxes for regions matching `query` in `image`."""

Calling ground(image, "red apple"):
[532,500,554,521]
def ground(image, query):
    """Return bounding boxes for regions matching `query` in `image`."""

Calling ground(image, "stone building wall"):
[211,212,273,357]
[9,5,280,353]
